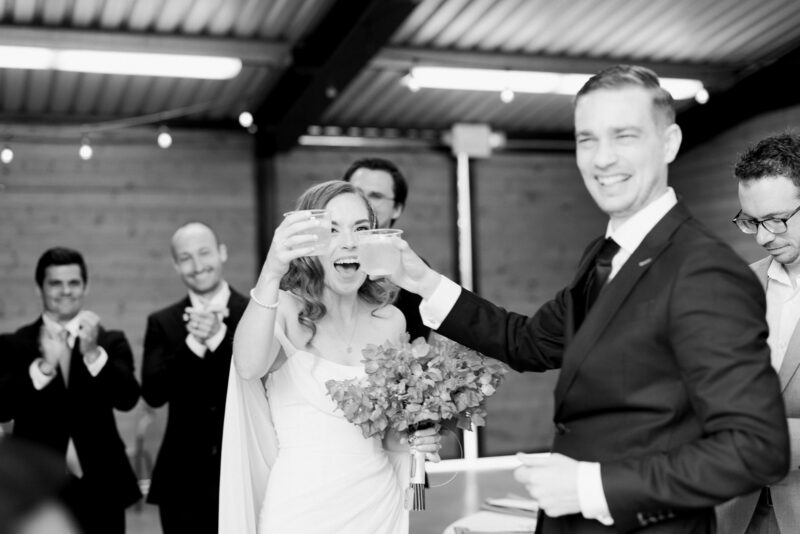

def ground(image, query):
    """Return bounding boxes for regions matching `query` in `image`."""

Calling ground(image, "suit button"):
[555,423,569,435]
[211,446,219,455]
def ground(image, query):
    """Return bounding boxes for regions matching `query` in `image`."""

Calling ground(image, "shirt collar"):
[606,188,678,255]
[188,281,230,311]
[766,257,795,287]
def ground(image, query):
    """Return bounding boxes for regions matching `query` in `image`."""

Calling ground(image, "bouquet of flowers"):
[325,334,510,510]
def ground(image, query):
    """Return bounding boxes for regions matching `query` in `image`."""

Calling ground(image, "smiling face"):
[738,175,800,268]
[348,168,403,229]
[321,192,372,295]
[575,87,681,228]
[38,264,86,322]
[171,223,227,296]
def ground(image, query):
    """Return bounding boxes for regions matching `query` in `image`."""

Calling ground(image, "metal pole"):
[455,151,479,461]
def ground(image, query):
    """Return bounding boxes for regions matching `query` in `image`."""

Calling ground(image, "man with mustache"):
[142,222,248,534]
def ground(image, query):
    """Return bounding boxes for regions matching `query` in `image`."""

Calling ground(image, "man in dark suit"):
[390,65,790,533]
[343,157,431,342]
[142,222,248,534]
[0,247,141,534]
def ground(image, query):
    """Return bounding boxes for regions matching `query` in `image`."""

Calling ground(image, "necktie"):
[57,329,73,386]
[584,237,620,313]
[56,330,83,478]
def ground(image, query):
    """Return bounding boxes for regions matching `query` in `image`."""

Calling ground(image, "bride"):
[219,180,440,534]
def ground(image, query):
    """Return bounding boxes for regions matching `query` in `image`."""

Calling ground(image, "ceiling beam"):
[0,25,289,65]
[375,46,736,81]
[253,0,420,155]
[679,45,800,153]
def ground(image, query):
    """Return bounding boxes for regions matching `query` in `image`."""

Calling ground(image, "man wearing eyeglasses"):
[718,132,800,534]
[343,157,431,343]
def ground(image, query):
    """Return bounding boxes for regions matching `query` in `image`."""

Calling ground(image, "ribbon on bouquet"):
[407,449,427,510]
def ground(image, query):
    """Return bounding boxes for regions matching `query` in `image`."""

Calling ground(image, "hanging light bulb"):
[1,145,13,164]
[157,126,173,149]
[79,136,93,160]
[500,87,515,103]
[694,88,710,105]
[238,111,254,128]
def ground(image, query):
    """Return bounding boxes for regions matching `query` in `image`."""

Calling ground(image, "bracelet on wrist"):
[249,288,279,310]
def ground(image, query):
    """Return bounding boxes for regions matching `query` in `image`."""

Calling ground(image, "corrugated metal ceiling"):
[1,0,800,146]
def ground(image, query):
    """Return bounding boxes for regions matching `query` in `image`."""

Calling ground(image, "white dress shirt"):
[765,259,800,372]
[420,188,679,525]
[185,281,230,357]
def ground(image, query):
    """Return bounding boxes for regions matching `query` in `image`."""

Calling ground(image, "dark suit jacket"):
[0,319,142,509]
[437,203,790,533]
[395,288,430,342]
[141,288,247,510]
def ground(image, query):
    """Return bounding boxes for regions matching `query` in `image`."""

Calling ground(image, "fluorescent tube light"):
[0,45,241,80]
[405,66,704,100]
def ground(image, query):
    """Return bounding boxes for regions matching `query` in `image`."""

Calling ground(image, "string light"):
[1,100,255,162]
[238,111,254,128]
[1,145,13,164]
[500,87,515,103]
[157,126,173,149]
[79,136,93,160]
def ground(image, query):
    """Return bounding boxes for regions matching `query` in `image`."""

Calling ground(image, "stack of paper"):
[480,496,539,518]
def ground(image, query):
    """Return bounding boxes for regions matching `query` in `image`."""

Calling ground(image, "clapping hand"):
[76,310,102,361]
[184,307,222,342]
[514,452,580,517]
[38,325,70,368]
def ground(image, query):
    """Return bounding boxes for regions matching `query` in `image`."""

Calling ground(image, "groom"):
[390,65,789,533]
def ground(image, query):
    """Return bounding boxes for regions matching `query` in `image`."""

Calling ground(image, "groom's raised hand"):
[386,239,441,300]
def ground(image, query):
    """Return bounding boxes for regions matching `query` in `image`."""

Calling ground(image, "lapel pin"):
[638,258,652,267]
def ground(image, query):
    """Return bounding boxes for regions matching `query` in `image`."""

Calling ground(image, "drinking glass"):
[357,229,403,275]
[283,209,332,256]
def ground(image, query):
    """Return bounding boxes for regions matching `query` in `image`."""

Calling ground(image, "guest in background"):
[717,132,800,533]
[0,247,141,534]
[0,436,80,534]
[388,65,789,533]
[343,158,431,342]
[142,222,248,534]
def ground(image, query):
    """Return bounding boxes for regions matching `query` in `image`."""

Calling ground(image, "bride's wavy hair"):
[279,180,398,346]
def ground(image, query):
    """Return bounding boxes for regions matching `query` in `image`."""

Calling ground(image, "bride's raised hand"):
[261,212,326,280]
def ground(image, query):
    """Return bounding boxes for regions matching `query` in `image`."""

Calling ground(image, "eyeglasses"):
[363,191,395,203]
[732,203,800,235]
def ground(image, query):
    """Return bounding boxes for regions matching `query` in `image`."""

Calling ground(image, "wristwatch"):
[38,358,56,377]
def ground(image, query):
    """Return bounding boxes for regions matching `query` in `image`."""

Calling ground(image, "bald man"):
[141,222,248,534]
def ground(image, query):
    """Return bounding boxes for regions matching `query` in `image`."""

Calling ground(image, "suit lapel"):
[755,257,800,392]
[554,204,689,416]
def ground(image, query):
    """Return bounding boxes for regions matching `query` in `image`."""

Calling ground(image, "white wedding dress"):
[219,324,409,534]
